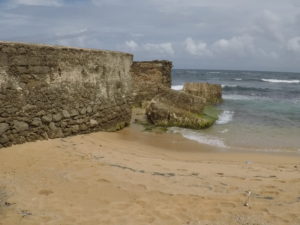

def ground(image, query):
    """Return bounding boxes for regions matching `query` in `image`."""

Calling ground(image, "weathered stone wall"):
[131,60,172,106]
[0,41,133,148]
[183,82,222,104]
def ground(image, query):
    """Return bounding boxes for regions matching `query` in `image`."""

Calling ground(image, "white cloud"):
[125,40,139,50]
[123,41,175,55]
[143,42,175,55]
[212,35,255,56]
[184,38,211,56]
[11,0,63,7]
[287,37,300,52]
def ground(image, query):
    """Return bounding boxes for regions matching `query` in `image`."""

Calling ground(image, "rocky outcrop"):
[183,82,222,104]
[131,60,172,106]
[0,41,133,148]
[146,88,217,129]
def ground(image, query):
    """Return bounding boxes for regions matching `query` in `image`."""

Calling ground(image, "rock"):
[90,119,98,127]
[146,89,216,129]
[49,122,57,131]
[70,109,79,117]
[0,134,9,144]
[71,125,80,133]
[62,110,70,119]
[183,82,222,104]
[0,123,9,135]
[31,118,42,127]
[86,106,93,114]
[42,115,52,123]
[37,110,46,116]
[53,113,62,122]
[22,104,37,112]
[80,124,88,131]
[13,121,29,132]
[80,108,87,115]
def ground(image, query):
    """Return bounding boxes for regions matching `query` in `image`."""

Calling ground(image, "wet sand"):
[0,126,300,225]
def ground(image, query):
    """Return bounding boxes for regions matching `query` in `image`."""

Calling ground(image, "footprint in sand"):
[219,202,236,208]
[97,178,111,183]
[38,190,54,196]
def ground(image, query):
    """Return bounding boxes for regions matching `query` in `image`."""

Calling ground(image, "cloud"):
[11,0,63,6]
[143,42,174,55]
[212,35,255,56]
[287,37,300,52]
[125,40,139,50]
[0,0,300,71]
[125,41,175,55]
[184,38,211,56]
[184,36,254,57]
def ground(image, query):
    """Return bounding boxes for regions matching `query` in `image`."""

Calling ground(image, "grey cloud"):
[0,0,300,71]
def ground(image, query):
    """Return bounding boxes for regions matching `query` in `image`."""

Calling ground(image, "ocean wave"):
[222,94,254,100]
[222,85,270,92]
[171,85,183,90]
[169,127,227,148]
[235,78,242,81]
[208,71,221,74]
[216,111,234,125]
[262,79,300,84]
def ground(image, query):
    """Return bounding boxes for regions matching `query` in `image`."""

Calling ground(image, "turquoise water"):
[171,69,300,153]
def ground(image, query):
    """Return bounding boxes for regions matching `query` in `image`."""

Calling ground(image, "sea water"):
[170,69,300,153]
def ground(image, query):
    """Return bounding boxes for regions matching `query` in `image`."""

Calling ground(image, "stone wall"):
[183,82,222,104]
[0,41,133,148]
[130,60,172,106]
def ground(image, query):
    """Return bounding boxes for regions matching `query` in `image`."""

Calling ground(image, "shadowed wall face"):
[0,42,133,148]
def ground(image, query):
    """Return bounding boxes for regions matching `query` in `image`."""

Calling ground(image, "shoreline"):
[1,126,300,225]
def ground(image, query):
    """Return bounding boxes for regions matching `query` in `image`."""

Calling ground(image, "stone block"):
[13,121,29,132]
[0,123,9,135]
[62,110,71,119]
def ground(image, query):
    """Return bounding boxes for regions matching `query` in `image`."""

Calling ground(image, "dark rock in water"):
[183,82,222,104]
[146,88,217,129]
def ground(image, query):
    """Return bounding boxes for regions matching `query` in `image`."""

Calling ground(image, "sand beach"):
[1,126,299,225]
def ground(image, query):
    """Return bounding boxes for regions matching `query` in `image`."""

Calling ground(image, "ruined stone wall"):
[183,82,222,104]
[131,60,172,106]
[0,41,133,148]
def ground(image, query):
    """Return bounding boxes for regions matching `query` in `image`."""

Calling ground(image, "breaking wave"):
[169,127,227,148]
[216,111,234,125]
[262,79,300,84]
[171,85,183,90]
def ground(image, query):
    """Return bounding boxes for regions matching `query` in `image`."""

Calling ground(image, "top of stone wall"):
[0,41,133,57]
[132,60,172,67]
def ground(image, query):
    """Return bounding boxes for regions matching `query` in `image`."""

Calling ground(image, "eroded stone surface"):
[146,88,216,129]
[183,82,222,104]
[131,60,172,106]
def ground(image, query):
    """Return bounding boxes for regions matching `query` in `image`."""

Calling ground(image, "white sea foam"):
[171,85,183,90]
[169,127,227,148]
[223,95,254,100]
[216,111,234,125]
[221,84,238,88]
[219,129,229,134]
[262,79,300,84]
[208,71,220,74]
[235,78,242,81]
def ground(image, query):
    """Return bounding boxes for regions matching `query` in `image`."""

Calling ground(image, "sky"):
[0,0,300,72]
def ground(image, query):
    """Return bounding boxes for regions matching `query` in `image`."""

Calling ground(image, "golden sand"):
[0,127,300,225]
